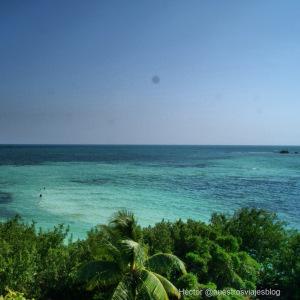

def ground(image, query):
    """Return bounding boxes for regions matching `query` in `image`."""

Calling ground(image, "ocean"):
[0,145,299,239]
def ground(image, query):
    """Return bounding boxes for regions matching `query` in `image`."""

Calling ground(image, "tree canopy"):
[0,208,299,299]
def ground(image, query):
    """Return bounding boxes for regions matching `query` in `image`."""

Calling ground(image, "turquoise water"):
[0,145,299,239]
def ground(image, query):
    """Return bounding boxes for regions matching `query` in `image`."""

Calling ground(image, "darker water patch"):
[0,207,16,218]
[173,163,208,168]
[72,178,112,185]
[0,180,10,185]
[0,192,13,204]
[0,145,287,166]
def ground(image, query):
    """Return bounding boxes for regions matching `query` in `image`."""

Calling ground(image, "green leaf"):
[110,210,139,241]
[146,253,187,276]
[138,269,169,300]
[78,261,122,288]
[121,239,146,268]
[111,277,135,300]
[152,272,181,299]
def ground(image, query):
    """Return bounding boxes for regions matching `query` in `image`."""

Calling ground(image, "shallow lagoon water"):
[0,145,299,239]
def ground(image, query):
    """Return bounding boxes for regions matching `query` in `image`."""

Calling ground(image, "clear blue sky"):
[1,0,300,145]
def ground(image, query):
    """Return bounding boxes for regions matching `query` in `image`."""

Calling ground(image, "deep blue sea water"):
[0,145,299,238]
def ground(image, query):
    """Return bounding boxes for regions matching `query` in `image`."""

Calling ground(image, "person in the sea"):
[39,187,45,198]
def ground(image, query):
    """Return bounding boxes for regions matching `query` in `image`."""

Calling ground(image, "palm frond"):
[99,225,123,247]
[152,272,181,299]
[137,269,169,300]
[102,238,123,259]
[111,277,135,300]
[145,253,187,276]
[78,260,122,289]
[121,239,146,268]
[110,210,140,241]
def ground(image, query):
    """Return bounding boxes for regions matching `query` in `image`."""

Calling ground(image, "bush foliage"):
[0,208,299,299]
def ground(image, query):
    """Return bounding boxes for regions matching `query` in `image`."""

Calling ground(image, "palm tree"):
[79,211,186,299]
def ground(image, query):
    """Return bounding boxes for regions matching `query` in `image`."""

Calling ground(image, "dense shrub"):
[0,208,299,299]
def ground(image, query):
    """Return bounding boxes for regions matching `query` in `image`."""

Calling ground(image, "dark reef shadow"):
[0,207,17,218]
[0,192,13,204]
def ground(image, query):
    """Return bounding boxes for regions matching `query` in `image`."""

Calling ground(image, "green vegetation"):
[0,288,32,300]
[0,208,299,299]
[79,211,186,299]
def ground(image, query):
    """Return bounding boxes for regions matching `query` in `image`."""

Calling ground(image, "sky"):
[1,0,300,145]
